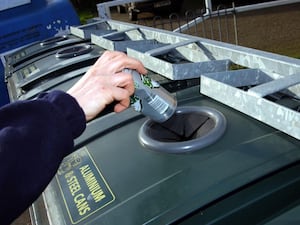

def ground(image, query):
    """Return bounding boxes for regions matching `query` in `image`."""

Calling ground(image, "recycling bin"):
[0,0,80,106]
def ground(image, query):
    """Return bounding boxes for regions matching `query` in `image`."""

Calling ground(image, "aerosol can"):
[124,69,177,123]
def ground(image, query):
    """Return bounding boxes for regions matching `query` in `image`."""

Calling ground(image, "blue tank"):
[0,0,80,106]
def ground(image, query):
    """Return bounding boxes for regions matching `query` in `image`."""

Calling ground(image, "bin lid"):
[27,19,300,225]
[43,85,300,225]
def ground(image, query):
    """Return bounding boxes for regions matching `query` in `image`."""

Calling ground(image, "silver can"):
[124,69,177,123]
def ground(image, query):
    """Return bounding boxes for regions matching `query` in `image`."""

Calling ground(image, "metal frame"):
[70,19,300,139]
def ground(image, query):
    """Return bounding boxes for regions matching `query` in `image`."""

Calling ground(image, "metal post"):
[205,0,212,13]
[232,2,239,45]
[97,0,150,19]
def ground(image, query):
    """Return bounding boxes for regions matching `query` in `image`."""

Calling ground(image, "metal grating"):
[70,19,300,139]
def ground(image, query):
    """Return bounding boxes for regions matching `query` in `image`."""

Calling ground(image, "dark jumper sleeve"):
[0,90,86,225]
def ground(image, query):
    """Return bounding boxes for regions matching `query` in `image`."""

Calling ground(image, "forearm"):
[0,90,86,225]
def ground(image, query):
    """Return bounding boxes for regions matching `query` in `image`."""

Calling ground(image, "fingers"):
[114,96,131,113]
[109,76,133,112]
[111,71,135,95]
[68,50,147,121]
[95,51,147,75]
[114,102,129,113]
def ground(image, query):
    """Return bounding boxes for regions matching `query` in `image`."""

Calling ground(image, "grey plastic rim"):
[138,106,227,154]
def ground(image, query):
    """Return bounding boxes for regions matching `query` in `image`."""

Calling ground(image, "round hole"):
[138,106,226,154]
[40,35,68,46]
[55,44,93,59]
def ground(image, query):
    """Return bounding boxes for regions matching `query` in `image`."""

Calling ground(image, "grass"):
[78,10,97,24]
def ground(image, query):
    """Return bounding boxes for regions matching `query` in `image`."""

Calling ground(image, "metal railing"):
[137,4,238,44]
[174,0,300,33]
[97,0,300,46]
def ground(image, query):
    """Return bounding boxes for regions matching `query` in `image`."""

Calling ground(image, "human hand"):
[67,50,147,121]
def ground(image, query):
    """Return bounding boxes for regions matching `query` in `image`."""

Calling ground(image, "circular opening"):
[55,44,93,59]
[40,35,68,46]
[138,106,226,154]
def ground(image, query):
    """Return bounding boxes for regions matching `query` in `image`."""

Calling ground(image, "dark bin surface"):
[8,3,300,224]
[35,85,300,225]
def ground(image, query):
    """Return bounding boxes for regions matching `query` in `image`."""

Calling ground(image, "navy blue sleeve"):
[0,90,86,225]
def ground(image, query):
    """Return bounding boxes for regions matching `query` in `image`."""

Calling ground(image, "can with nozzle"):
[124,69,177,123]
